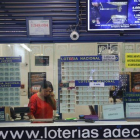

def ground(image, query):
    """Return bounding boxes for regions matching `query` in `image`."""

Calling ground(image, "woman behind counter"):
[28,81,56,119]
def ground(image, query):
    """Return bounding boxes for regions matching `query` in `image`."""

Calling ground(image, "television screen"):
[87,0,140,31]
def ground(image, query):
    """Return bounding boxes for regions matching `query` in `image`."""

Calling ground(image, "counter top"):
[0,121,139,127]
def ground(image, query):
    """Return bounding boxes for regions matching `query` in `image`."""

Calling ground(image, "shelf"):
[60,103,75,105]
[76,90,110,92]
[76,99,109,101]
[76,95,109,97]
[60,98,75,100]
[60,94,75,95]
[62,74,119,77]
[62,70,120,72]
[61,66,119,68]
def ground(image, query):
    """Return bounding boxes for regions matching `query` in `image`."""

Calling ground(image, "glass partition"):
[0,42,139,122]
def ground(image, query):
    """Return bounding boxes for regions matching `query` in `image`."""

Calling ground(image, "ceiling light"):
[20,44,32,52]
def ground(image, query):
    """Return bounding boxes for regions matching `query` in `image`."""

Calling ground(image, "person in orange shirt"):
[28,81,56,119]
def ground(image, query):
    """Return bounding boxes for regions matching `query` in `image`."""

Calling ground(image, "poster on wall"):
[131,72,140,92]
[59,55,120,113]
[35,56,49,66]
[28,72,46,98]
[87,0,140,31]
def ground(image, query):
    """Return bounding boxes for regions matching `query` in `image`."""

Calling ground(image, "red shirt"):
[28,93,55,119]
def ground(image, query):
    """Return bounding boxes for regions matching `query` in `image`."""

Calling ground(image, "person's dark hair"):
[41,81,53,91]
[41,81,55,110]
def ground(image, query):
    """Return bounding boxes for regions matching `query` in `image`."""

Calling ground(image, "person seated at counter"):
[28,81,56,119]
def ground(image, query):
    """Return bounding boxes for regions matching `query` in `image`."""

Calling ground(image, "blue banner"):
[75,80,119,86]
[61,55,119,62]
[0,81,21,87]
[0,57,22,63]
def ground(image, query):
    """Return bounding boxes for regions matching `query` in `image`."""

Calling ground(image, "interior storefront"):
[0,0,140,140]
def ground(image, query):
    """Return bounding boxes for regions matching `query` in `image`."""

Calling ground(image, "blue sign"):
[0,108,5,121]
[88,0,140,31]
[75,80,119,86]
[124,92,140,103]
[61,55,119,62]
[0,81,21,87]
[0,57,22,63]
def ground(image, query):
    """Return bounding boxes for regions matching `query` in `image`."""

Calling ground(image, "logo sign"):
[29,20,50,35]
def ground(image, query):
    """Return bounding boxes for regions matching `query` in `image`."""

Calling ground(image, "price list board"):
[76,87,110,105]
[60,88,75,113]
[0,57,21,106]
[59,56,119,113]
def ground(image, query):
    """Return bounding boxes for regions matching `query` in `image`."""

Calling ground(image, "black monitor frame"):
[14,107,30,120]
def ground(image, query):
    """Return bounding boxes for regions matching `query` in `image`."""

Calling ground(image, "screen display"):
[87,0,140,31]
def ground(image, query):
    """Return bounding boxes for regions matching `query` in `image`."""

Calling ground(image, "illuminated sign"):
[87,0,140,31]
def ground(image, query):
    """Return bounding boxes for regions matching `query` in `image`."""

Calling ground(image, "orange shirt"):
[28,93,55,119]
